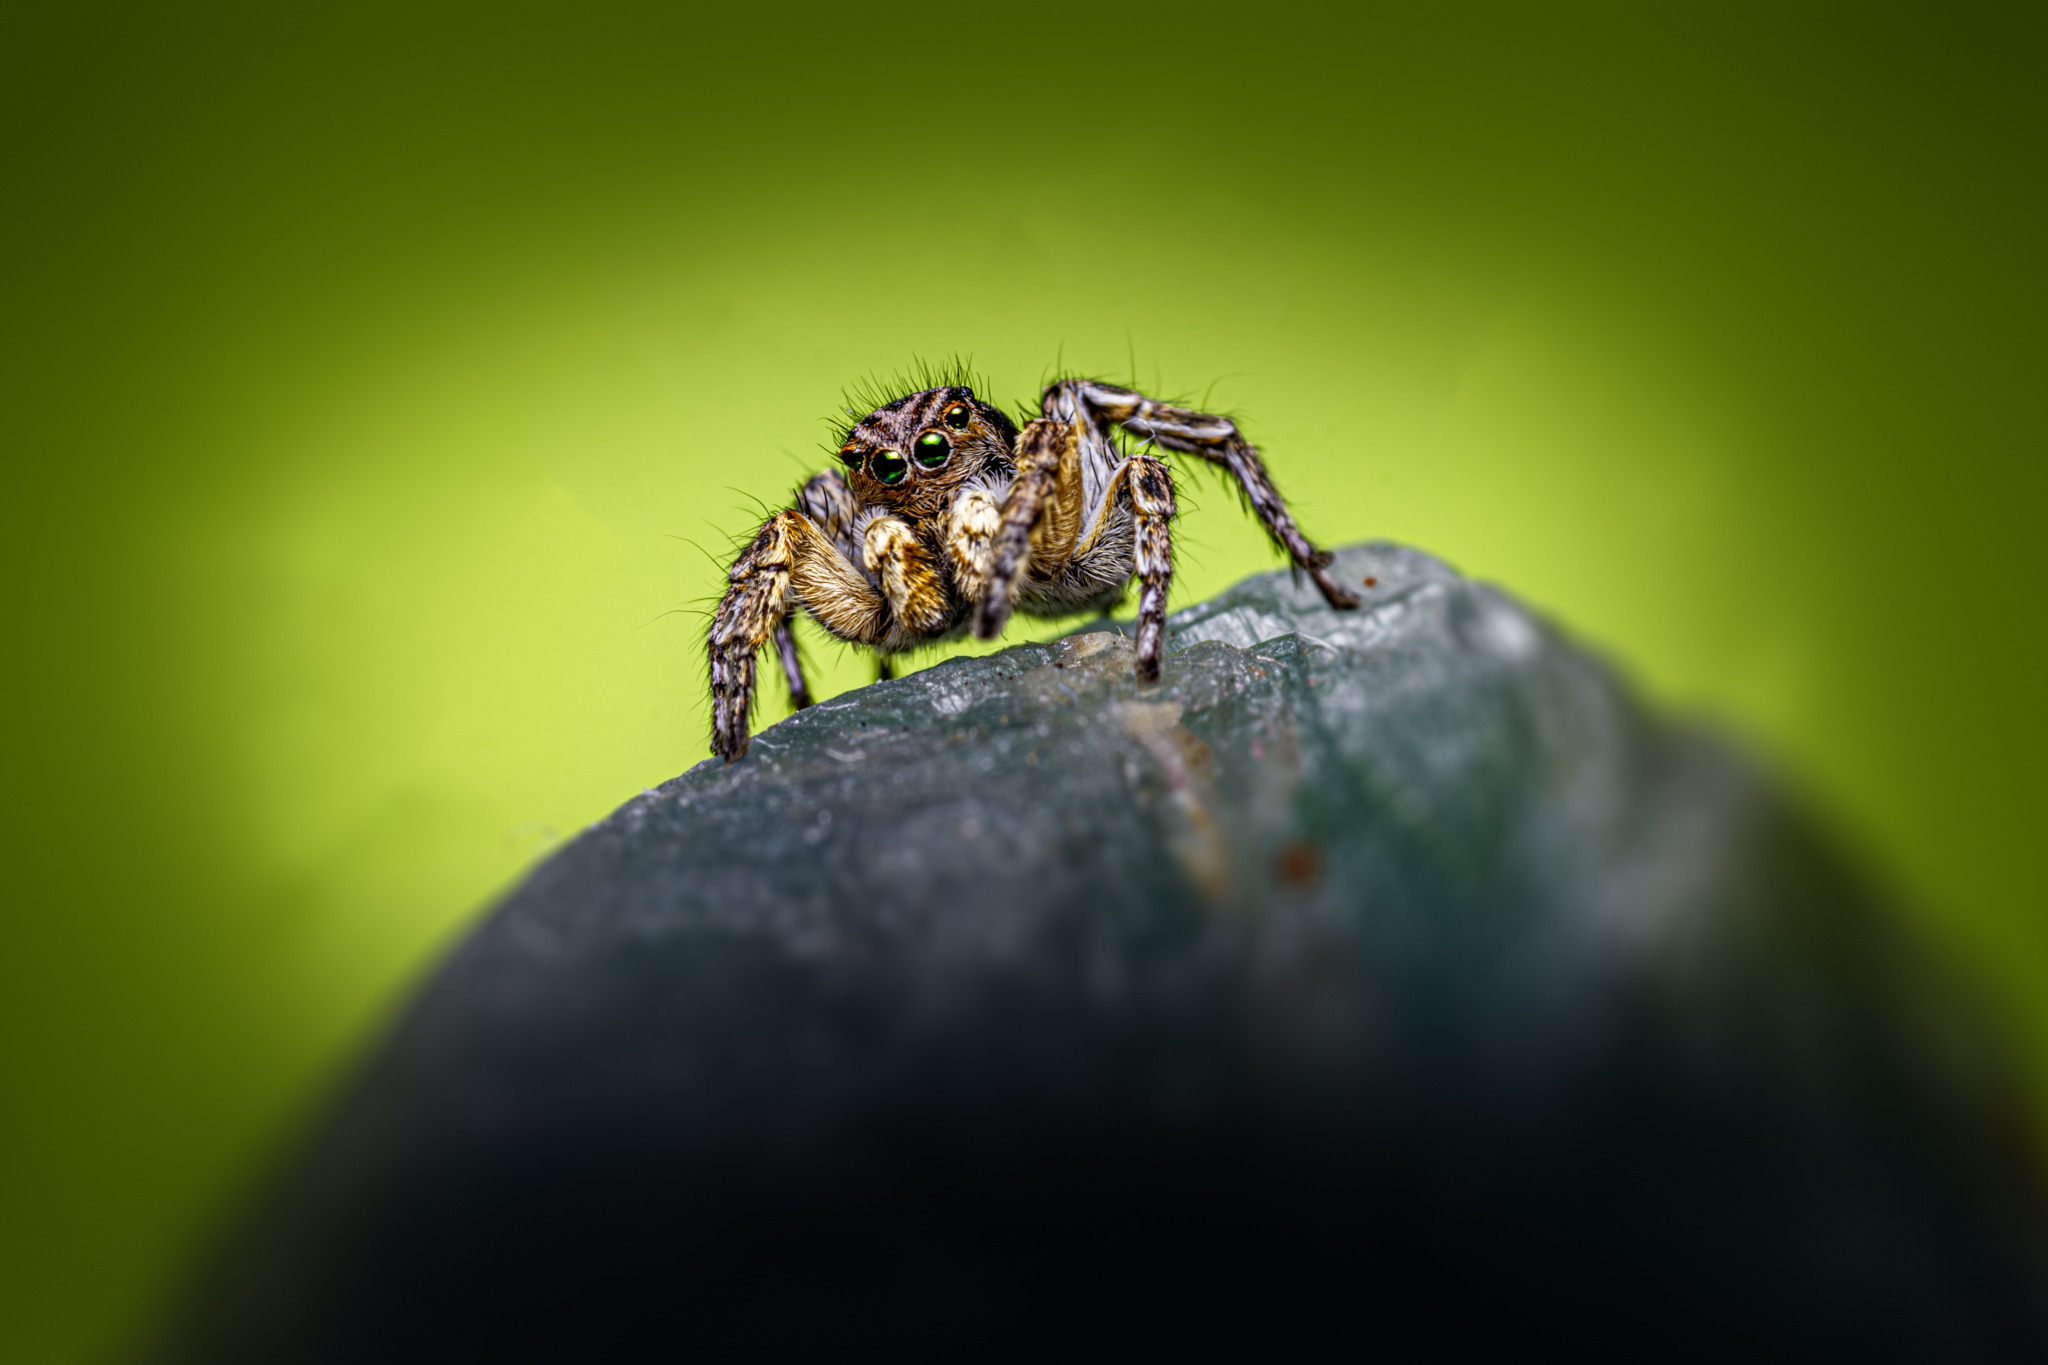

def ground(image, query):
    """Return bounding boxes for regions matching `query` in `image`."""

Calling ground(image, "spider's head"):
[834,386,1019,508]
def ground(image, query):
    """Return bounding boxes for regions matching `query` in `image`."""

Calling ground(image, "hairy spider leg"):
[1049,451,1177,679]
[975,418,1081,641]
[795,466,863,556]
[976,422,1179,681]
[1120,454,1176,680]
[710,509,887,762]
[1046,380,1361,611]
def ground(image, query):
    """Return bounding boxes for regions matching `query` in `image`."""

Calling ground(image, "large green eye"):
[913,431,950,467]
[943,403,971,430]
[871,450,908,485]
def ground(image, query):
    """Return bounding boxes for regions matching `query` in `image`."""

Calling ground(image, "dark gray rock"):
[157,544,2046,1362]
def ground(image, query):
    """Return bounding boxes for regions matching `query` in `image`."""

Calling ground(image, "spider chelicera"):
[708,368,1359,761]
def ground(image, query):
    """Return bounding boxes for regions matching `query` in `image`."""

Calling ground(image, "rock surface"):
[156,544,2045,1361]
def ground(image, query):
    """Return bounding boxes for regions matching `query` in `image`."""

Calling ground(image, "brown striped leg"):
[709,520,785,763]
[1044,379,1360,610]
[1123,454,1176,682]
[710,509,888,762]
[794,466,862,560]
[1058,453,1179,682]
[975,418,1078,641]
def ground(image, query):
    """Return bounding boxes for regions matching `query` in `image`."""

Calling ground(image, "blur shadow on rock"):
[151,545,2047,1362]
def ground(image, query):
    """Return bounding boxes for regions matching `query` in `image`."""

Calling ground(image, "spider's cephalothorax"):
[708,375,1360,760]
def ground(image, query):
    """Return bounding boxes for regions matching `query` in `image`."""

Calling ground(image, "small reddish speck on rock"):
[1364,577,1378,588]
[1274,840,1324,888]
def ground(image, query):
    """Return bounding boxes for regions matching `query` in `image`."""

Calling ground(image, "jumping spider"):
[708,373,1359,761]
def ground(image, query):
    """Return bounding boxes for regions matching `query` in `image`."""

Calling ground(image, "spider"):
[708,370,1360,761]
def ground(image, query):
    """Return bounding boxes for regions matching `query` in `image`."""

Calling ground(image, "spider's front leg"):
[709,504,887,762]
[972,418,1082,642]
[1048,380,1361,611]
[972,422,1180,683]
[1119,454,1176,681]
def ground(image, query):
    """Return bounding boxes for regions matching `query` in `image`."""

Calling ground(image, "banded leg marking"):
[710,509,888,762]
[795,466,862,561]
[1045,379,1359,610]
[1123,454,1176,682]
[975,418,1077,641]
[1060,452,1178,681]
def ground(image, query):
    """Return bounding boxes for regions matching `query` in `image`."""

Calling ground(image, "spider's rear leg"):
[1048,379,1360,610]
[1123,454,1176,682]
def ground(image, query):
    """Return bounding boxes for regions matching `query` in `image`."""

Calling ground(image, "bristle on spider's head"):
[826,355,992,449]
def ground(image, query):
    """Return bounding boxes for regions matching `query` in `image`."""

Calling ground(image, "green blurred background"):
[2,1,2042,1358]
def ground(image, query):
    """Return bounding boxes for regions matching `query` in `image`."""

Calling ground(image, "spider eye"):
[913,431,950,467]
[943,404,971,430]
[837,445,861,466]
[870,450,908,485]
